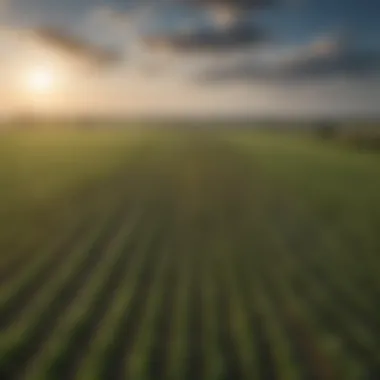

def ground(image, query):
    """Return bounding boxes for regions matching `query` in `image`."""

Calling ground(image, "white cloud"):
[207,4,240,29]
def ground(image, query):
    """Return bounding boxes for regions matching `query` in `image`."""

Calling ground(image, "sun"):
[27,66,57,94]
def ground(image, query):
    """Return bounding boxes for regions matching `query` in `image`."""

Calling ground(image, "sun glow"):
[27,66,57,94]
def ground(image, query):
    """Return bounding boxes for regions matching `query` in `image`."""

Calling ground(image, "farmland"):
[1,127,380,380]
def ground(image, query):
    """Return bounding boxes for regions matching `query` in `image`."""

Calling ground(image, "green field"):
[1,128,380,380]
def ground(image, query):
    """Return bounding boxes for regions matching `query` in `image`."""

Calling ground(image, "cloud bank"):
[197,34,380,83]
[31,27,122,68]
[143,22,267,52]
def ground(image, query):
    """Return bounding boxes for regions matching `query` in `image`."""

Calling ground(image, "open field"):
[1,128,380,380]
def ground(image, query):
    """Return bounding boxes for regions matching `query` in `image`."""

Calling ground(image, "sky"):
[0,0,380,118]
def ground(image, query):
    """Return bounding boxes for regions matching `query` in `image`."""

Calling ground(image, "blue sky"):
[1,0,380,118]
[8,0,380,43]
[260,0,380,47]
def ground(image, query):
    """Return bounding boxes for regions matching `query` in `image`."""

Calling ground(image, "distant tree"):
[316,121,338,140]
[349,132,380,152]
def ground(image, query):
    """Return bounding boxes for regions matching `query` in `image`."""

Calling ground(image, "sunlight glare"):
[27,66,57,94]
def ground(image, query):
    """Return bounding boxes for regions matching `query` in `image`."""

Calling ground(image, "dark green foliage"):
[315,121,338,140]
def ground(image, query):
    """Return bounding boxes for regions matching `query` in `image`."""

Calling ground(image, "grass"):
[0,127,380,380]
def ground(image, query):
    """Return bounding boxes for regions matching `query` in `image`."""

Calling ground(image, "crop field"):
[0,128,380,380]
